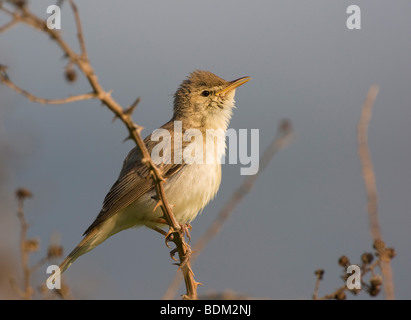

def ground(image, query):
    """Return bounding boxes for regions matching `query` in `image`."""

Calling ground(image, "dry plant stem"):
[312,280,320,300]
[16,197,32,299]
[312,270,324,300]
[13,188,34,299]
[357,86,395,300]
[163,120,294,299]
[0,1,197,299]
[358,86,382,240]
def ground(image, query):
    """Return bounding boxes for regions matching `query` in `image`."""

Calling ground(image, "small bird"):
[51,70,250,280]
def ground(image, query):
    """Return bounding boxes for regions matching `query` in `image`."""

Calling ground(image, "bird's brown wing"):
[83,122,185,235]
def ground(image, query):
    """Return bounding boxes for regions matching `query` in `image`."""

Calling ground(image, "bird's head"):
[173,70,250,130]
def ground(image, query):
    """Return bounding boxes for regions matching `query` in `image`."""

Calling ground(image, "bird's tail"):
[47,227,103,286]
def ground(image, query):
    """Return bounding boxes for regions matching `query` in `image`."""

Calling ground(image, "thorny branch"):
[0,0,197,299]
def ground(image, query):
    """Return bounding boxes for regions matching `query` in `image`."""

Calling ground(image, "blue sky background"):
[1,0,410,299]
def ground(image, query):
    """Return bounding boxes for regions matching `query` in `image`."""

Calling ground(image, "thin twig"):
[163,120,294,299]
[357,85,395,299]
[0,74,97,104]
[68,0,87,58]
[17,198,31,299]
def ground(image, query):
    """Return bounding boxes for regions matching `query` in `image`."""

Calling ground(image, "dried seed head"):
[361,252,374,265]
[338,255,350,267]
[65,68,77,83]
[24,238,40,252]
[368,285,381,297]
[314,269,325,280]
[385,248,396,259]
[13,0,27,9]
[47,245,64,259]
[373,239,385,253]
[370,275,383,287]
[16,188,33,200]
[279,119,292,134]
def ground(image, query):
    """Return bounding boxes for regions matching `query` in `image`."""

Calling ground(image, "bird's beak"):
[216,76,251,96]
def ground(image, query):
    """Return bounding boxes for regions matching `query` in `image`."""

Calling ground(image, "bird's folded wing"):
[83,144,184,235]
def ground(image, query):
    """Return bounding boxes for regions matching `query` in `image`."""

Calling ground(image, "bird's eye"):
[201,90,210,97]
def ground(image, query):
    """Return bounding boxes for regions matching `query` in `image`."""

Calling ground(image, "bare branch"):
[0,71,97,104]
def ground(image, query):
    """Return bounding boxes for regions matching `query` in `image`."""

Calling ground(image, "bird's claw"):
[164,228,175,249]
[164,223,192,248]
[169,248,178,261]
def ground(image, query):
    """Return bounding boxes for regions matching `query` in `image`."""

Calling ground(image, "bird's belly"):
[163,163,222,224]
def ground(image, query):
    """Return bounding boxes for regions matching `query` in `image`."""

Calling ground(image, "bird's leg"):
[150,218,192,243]
[149,219,192,263]
[148,225,176,249]
[148,226,167,237]
[179,223,192,243]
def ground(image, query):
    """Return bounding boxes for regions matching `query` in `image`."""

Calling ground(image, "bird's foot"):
[170,245,193,270]
[149,218,192,248]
